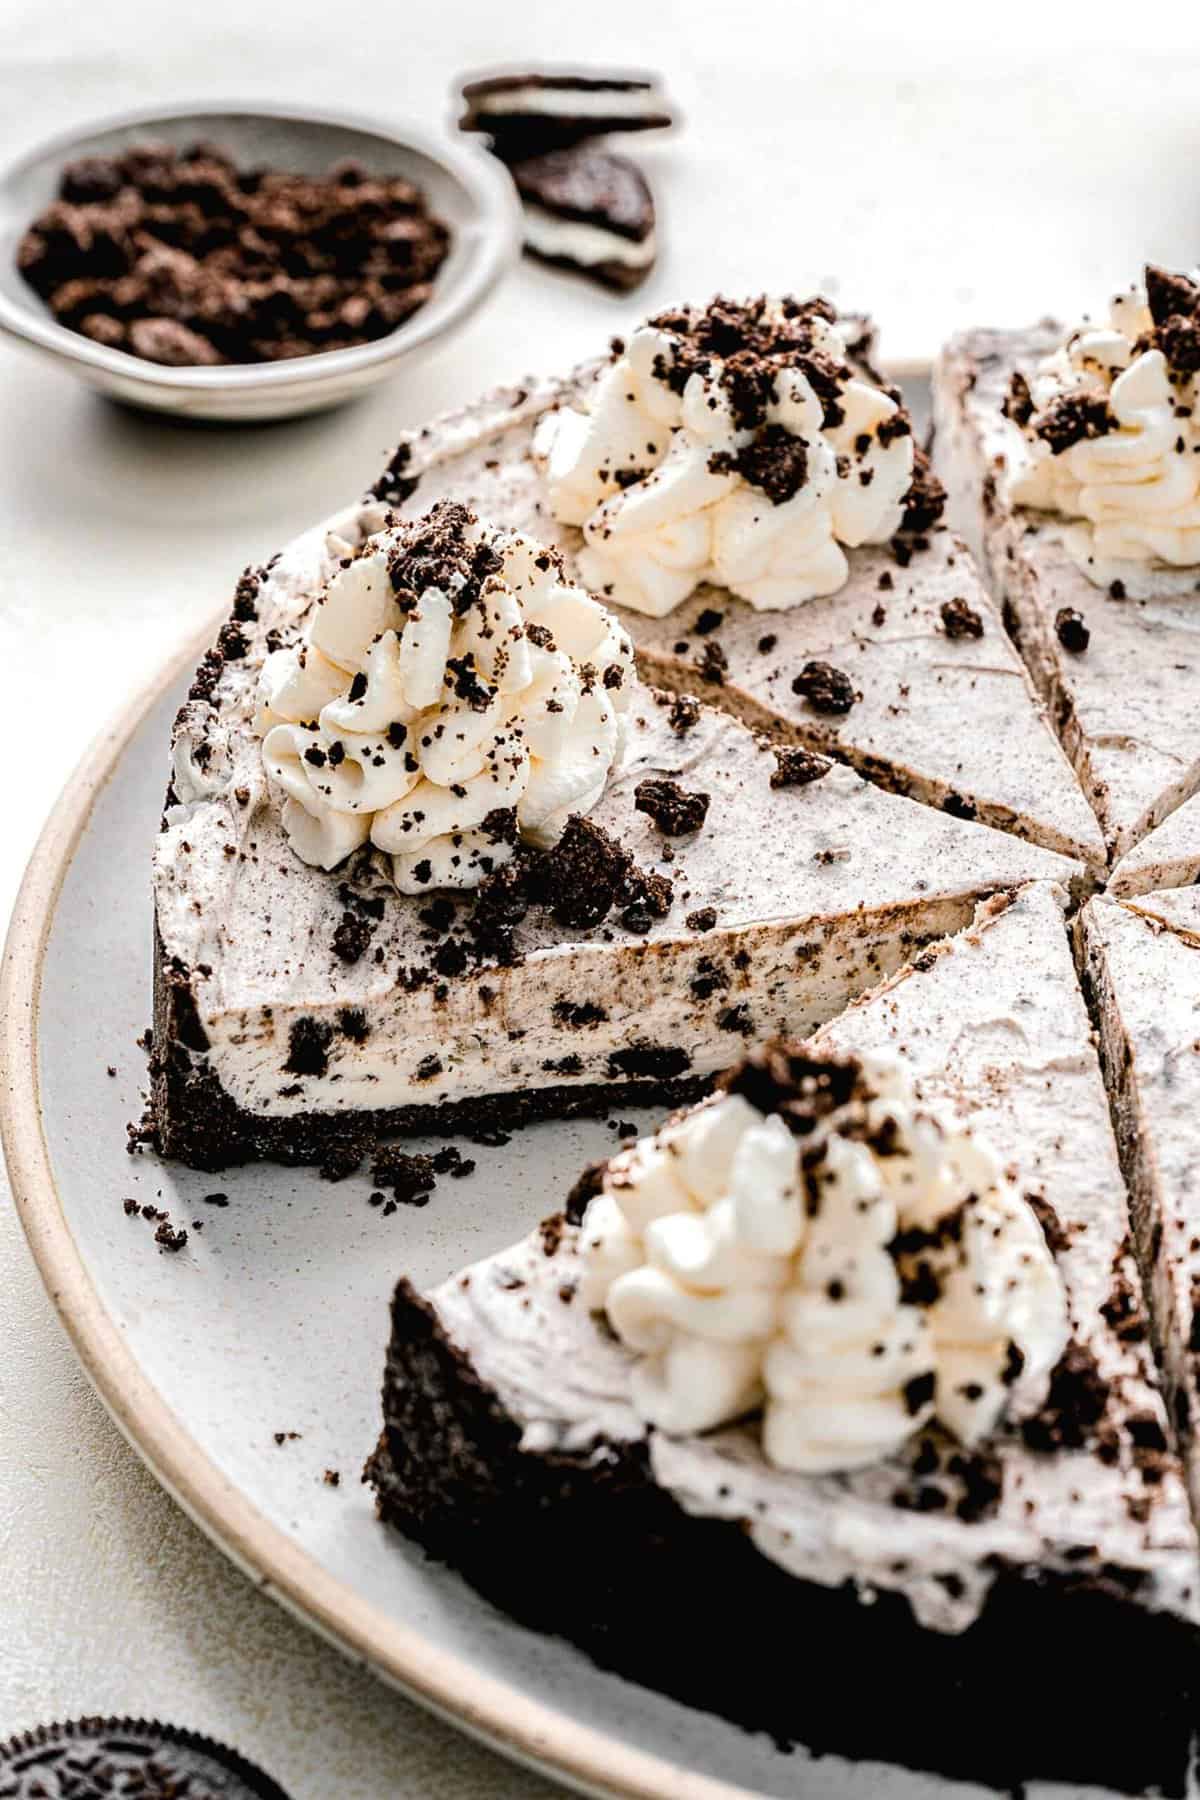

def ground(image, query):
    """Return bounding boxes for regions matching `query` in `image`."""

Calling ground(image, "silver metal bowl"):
[0,100,521,423]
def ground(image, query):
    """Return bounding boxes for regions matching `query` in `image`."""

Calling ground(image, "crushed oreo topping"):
[770,745,832,788]
[634,777,710,835]
[898,447,946,535]
[709,423,809,504]
[791,659,857,715]
[371,1146,437,1206]
[465,813,675,948]
[1055,606,1090,652]
[667,691,701,733]
[332,910,374,964]
[1021,1342,1111,1453]
[386,499,503,615]
[720,1041,869,1137]
[647,295,848,429]
[17,142,450,367]
[696,640,727,685]
[1002,369,1035,428]
[1145,263,1200,373]
[1034,393,1115,456]
[370,438,420,507]
[939,597,985,640]
[537,815,636,929]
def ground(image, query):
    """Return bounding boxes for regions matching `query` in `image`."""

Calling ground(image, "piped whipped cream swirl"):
[535,296,934,615]
[1006,265,1200,584]
[579,1046,1068,1474]
[257,501,634,893]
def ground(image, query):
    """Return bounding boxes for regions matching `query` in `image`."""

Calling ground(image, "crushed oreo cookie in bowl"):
[17,139,452,367]
[0,101,520,419]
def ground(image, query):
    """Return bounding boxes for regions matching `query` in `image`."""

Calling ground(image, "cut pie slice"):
[1110,790,1200,898]
[372,359,1104,871]
[151,504,1079,1171]
[1079,885,1200,1518]
[367,881,1200,1794]
[934,323,1200,862]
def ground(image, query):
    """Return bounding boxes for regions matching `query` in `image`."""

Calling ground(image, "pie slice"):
[934,311,1200,862]
[151,503,1078,1171]
[1079,885,1200,1519]
[367,878,1200,1795]
[1110,791,1200,898]
[371,334,1104,871]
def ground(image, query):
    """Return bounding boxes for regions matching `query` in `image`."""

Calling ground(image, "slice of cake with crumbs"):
[1109,790,1200,897]
[367,880,1200,1794]
[151,503,1078,1171]
[934,265,1200,862]
[1078,886,1200,1516]
[372,296,1104,869]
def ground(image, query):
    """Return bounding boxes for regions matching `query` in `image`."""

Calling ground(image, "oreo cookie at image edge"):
[0,1717,292,1800]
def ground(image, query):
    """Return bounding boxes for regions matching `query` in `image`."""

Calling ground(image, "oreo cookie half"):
[508,149,657,292]
[0,1717,292,1799]
[459,70,674,153]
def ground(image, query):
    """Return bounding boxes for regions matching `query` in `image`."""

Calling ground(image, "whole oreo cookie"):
[459,69,674,154]
[509,148,657,292]
[0,1717,291,1799]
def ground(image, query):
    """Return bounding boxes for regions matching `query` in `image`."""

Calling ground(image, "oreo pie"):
[368,883,1200,1795]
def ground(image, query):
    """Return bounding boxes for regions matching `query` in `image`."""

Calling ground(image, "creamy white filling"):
[522,207,656,269]
[473,84,662,120]
[184,897,970,1120]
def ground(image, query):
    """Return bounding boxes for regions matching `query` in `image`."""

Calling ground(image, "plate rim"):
[0,581,769,1800]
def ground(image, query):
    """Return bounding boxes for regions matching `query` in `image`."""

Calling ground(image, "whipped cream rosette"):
[535,296,929,614]
[579,1047,1068,1474]
[256,501,634,893]
[1005,264,1200,584]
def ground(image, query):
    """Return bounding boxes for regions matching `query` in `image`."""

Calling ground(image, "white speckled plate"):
[1,604,1112,1800]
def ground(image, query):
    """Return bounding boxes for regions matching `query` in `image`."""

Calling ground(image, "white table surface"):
[5,4,1200,1794]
